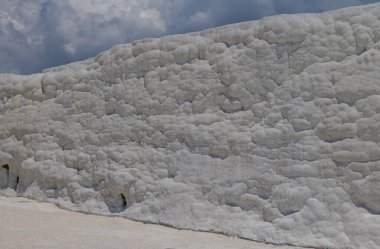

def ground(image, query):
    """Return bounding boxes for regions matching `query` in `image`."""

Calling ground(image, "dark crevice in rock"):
[2,164,9,171]
[121,193,127,209]
[1,164,10,189]
[168,173,176,178]
[16,176,19,190]
[280,210,298,216]
[225,202,239,208]
[105,193,128,213]
[355,203,378,215]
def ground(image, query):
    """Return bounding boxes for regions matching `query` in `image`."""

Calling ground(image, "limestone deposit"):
[1,196,301,249]
[1,3,380,249]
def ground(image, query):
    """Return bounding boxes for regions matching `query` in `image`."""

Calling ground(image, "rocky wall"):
[1,3,380,248]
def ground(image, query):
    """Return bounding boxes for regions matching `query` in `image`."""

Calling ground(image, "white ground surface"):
[0,196,303,249]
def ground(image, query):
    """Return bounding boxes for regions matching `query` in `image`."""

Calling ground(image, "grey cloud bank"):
[0,0,380,74]
[1,3,380,249]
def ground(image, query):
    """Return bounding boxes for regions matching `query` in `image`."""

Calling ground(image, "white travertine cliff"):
[1,3,380,249]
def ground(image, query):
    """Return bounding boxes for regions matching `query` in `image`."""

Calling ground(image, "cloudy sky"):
[0,0,378,75]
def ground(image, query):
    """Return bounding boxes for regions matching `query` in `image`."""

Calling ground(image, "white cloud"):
[189,11,211,26]
[63,43,76,56]
[139,8,166,32]
[47,0,168,57]
[0,0,170,73]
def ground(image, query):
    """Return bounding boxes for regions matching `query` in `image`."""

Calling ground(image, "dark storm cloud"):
[0,0,379,74]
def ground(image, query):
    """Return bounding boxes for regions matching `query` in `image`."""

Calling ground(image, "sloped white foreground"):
[1,3,380,249]
[0,197,302,249]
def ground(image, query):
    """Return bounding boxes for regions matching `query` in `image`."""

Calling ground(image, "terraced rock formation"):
[1,3,380,248]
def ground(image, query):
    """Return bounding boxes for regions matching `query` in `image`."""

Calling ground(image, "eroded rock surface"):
[1,3,380,249]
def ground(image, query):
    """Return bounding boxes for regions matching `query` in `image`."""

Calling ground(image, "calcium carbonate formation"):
[1,3,380,249]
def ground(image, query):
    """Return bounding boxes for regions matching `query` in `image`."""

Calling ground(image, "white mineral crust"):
[1,3,380,249]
